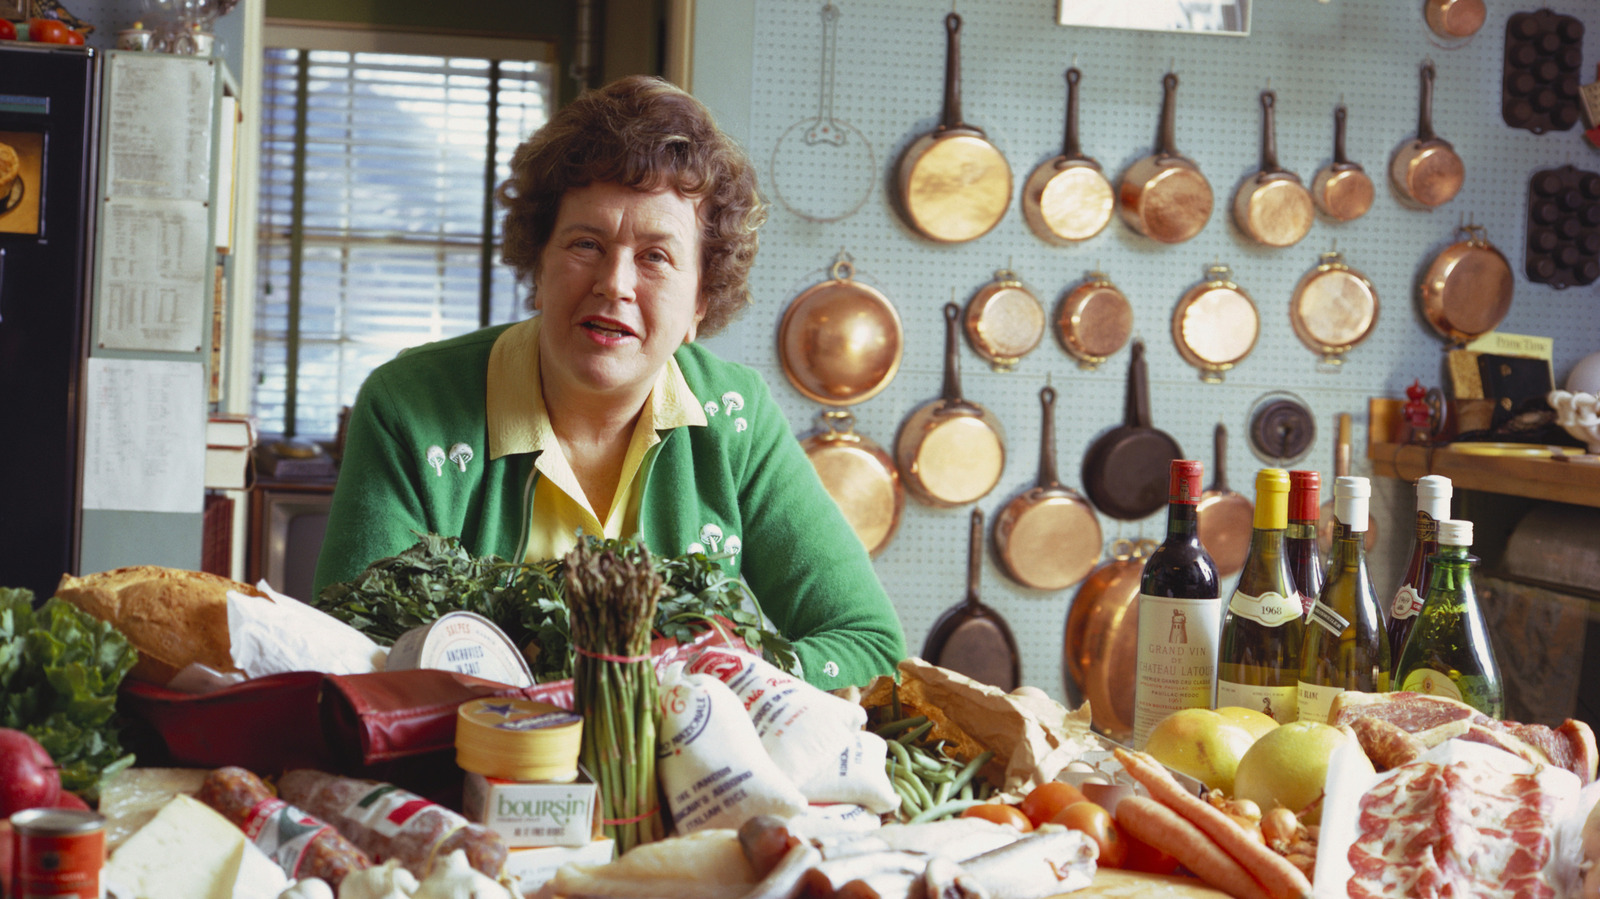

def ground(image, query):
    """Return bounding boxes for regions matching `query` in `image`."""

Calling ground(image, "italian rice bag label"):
[657,661,807,832]
[689,648,897,812]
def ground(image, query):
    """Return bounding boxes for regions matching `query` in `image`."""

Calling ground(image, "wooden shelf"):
[1367,398,1600,509]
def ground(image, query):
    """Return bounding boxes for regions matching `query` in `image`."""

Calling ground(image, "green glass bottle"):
[1298,476,1391,724]
[1393,519,1504,718]
[1218,469,1304,724]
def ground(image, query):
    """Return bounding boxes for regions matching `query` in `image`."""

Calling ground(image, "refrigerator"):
[0,44,100,601]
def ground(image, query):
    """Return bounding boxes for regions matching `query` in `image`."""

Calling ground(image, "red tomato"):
[1121,829,1182,876]
[63,29,83,45]
[0,20,16,40]
[1018,781,1089,828]
[1049,801,1127,868]
[960,802,1034,832]
[27,18,68,43]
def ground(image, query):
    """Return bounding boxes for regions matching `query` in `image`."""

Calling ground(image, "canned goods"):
[10,807,106,899]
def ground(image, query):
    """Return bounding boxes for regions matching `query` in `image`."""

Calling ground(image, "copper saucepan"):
[1312,104,1374,223]
[1418,224,1513,347]
[778,255,903,405]
[1023,67,1113,244]
[964,268,1045,372]
[1425,0,1486,40]
[1390,61,1464,209]
[800,410,904,557]
[1289,249,1379,368]
[896,12,1012,243]
[993,384,1103,591]
[924,506,1020,692]
[1233,90,1314,248]
[1118,72,1213,244]
[1056,271,1133,371]
[1062,537,1155,740]
[1196,422,1254,578]
[896,303,1006,507]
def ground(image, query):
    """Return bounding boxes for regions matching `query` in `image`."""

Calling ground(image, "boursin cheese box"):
[462,769,601,848]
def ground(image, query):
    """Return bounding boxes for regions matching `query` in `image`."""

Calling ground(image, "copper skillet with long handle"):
[993,384,1103,591]
[896,303,1006,507]
[1390,61,1464,209]
[1232,90,1314,248]
[923,506,1020,692]
[1118,72,1213,244]
[1196,422,1254,578]
[1080,339,1183,520]
[1023,67,1113,244]
[896,12,1012,243]
[1312,104,1375,222]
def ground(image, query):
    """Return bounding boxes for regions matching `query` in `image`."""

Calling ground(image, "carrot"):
[1115,748,1314,899]
[1116,795,1272,899]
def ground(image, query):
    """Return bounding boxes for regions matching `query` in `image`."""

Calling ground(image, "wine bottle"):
[1218,469,1303,724]
[1134,459,1221,748]
[1387,475,1452,666]
[1298,476,1390,724]
[1393,519,1504,717]
[1285,470,1323,616]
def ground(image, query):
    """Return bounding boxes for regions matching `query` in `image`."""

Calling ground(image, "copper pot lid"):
[1290,250,1379,367]
[1172,264,1260,383]
[778,255,904,405]
[1023,67,1114,244]
[965,269,1045,372]
[1056,272,1133,370]
[1062,537,1155,740]
[801,410,904,557]
[1313,105,1375,223]
[1419,224,1514,346]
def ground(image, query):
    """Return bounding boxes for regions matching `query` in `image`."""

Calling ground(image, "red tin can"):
[10,808,106,899]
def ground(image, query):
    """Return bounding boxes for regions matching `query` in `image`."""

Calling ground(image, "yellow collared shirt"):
[484,316,706,563]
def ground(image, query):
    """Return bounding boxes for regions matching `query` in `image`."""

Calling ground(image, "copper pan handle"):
[1126,339,1152,429]
[1259,90,1282,174]
[1334,412,1352,477]
[1417,62,1438,142]
[941,13,965,131]
[1213,422,1230,492]
[966,506,984,604]
[1332,104,1351,165]
[1062,67,1084,159]
[1038,385,1061,488]
[1155,72,1181,157]
[941,302,964,401]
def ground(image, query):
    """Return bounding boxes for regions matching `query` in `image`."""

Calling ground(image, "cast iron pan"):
[923,506,1020,691]
[1081,339,1184,521]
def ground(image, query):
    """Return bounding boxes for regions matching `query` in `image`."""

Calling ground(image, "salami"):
[196,766,372,886]
[277,769,508,880]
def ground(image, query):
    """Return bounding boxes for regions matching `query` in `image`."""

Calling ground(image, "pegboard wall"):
[694,0,1600,700]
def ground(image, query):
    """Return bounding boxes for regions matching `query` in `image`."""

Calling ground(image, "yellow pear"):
[1142,708,1258,796]
[1215,705,1279,740]
[1232,720,1362,825]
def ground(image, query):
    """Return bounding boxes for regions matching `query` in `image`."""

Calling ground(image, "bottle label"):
[1390,585,1424,622]
[1400,668,1464,702]
[1306,600,1350,636]
[1297,681,1344,725]
[1216,681,1298,725]
[1133,593,1220,748]
[1227,589,1300,627]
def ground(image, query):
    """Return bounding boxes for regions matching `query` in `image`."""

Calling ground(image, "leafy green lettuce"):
[0,587,138,797]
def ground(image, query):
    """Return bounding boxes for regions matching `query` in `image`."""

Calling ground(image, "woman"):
[314,76,906,688]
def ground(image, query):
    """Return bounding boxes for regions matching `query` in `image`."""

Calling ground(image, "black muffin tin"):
[1502,9,1584,134]
[1525,165,1600,289]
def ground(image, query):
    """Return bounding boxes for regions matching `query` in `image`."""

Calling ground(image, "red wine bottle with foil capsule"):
[1134,459,1221,748]
[1218,469,1304,724]
[1388,475,1452,667]
[1298,476,1390,725]
[1285,470,1323,616]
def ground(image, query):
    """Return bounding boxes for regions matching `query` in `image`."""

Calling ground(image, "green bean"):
[886,738,914,772]
[894,780,923,817]
[898,719,935,745]
[933,779,952,806]
[947,749,995,797]
[959,781,973,801]
[873,714,928,739]
[907,798,988,825]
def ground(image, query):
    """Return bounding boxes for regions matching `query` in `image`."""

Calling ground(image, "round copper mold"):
[1056,273,1133,370]
[964,269,1045,372]
[1172,264,1260,383]
[1290,251,1379,367]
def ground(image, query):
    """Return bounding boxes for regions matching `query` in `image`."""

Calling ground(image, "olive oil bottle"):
[1393,519,1504,717]
[1298,476,1390,724]
[1218,469,1303,724]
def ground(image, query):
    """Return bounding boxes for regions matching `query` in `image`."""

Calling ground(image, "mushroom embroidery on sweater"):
[425,445,447,476]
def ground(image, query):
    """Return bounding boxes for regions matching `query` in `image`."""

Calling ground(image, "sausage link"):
[197,766,372,886]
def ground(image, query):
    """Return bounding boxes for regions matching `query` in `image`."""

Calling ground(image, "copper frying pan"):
[1390,61,1464,209]
[1232,90,1314,248]
[1418,224,1513,347]
[1319,412,1379,554]
[1425,0,1486,40]
[896,303,1006,507]
[1312,105,1374,222]
[896,13,1012,243]
[801,410,904,557]
[1196,423,1254,578]
[1081,339,1183,521]
[778,255,903,405]
[993,385,1103,591]
[1118,72,1213,244]
[924,506,1020,691]
[1056,272,1133,371]
[964,269,1045,372]
[1023,67,1113,244]
[1062,538,1155,740]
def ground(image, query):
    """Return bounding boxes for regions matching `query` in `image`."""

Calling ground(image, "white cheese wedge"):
[105,793,288,899]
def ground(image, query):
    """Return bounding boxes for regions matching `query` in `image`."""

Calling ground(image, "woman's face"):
[534,181,705,415]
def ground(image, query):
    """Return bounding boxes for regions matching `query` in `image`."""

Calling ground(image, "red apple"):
[52,789,90,811]
[0,821,13,894]
[0,728,60,817]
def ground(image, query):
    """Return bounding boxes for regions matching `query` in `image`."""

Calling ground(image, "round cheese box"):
[456,697,584,782]
[389,610,535,687]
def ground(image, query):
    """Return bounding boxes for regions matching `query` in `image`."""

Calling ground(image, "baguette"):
[55,565,263,684]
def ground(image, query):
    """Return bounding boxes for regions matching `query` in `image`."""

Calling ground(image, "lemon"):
[1232,720,1360,825]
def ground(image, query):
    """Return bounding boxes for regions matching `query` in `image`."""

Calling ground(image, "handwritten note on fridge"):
[95,198,209,352]
[102,53,214,201]
[82,357,205,514]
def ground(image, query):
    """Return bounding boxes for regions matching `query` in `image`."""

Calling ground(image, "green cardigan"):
[313,323,906,688]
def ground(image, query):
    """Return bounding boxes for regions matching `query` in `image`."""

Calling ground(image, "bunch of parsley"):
[0,588,137,798]
[315,533,797,681]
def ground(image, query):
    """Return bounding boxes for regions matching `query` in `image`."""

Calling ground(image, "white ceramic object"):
[1566,351,1600,395]
[1548,390,1600,453]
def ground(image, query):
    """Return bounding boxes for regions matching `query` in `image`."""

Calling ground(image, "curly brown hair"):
[496,75,767,338]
